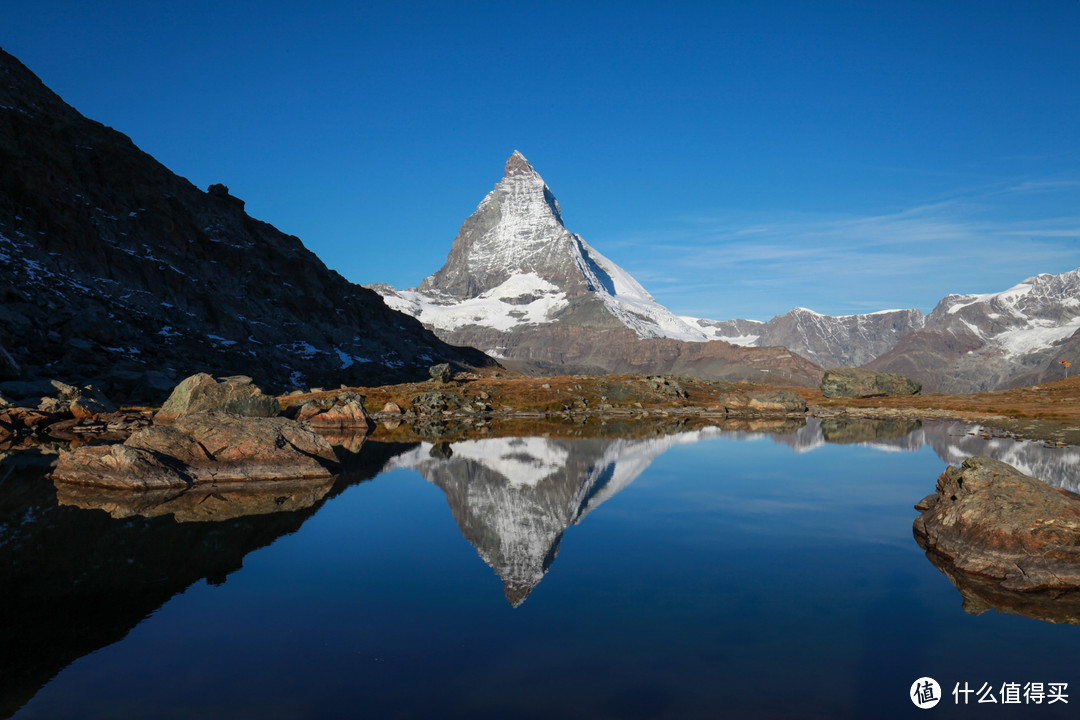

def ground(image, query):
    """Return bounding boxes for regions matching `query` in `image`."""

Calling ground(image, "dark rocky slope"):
[0,47,490,401]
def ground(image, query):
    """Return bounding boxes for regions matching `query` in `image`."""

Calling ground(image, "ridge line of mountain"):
[0,47,493,402]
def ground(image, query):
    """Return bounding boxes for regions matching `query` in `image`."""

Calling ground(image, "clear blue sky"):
[5,1,1079,320]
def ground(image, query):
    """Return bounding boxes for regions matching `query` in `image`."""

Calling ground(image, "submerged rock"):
[155,373,280,422]
[820,367,920,398]
[52,412,340,489]
[914,456,1080,593]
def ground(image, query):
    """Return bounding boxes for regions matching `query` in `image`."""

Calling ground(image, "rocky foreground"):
[914,456,1080,618]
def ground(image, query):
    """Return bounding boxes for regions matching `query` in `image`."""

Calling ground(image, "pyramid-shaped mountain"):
[374,153,824,385]
[0,47,490,400]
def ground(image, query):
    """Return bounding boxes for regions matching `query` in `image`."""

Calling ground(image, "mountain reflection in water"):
[383,418,1080,608]
[2,418,1079,718]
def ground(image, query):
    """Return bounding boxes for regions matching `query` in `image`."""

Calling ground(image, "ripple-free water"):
[3,420,1079,719]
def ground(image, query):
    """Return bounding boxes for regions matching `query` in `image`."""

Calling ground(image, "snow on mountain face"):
[386,430,725,606]
[869,269,1080,391]
[930,270,1080,354]
[682,307,927,369]
[375,152,710,344]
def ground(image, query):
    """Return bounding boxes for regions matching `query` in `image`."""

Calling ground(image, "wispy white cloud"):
[600,178,1080,320]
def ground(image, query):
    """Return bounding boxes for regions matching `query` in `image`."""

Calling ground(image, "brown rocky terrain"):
[793,374,1080,445]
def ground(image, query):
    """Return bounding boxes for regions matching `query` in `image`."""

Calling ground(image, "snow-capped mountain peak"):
[377,152,710,345]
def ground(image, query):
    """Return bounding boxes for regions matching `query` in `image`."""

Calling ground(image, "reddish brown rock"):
[52,412,340,490]
[716,390,806,415]
[69,396,114,419]
[914,456,1080,592]
[291,391,372,431]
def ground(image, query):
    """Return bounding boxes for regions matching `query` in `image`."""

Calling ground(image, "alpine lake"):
[3,416,1079,719]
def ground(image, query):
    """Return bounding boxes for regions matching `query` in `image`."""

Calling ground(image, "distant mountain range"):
[0,47,490,400]
[376,152,1080,392]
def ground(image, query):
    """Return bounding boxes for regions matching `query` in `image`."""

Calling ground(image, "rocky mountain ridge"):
[374,153,825,386]
[686,267,1080,392]
[868,270,1080,391]
[685,306,927,369]
[0,47,490,400]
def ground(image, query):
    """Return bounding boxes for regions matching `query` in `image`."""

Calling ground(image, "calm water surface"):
[3,419,1079,719]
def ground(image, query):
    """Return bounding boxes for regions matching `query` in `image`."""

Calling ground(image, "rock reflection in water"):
[819,417,922,446]
[54,477,337,522]
[923,549,1080,625]
[0,436,394,719]
[386,430,728,606]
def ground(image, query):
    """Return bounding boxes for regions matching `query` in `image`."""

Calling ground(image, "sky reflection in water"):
[5,419,1080,719]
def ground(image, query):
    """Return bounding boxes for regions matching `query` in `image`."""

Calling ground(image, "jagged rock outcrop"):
[373,152,824,386]
[914,456,1080,592]
[0,47,492,402]
[52,412,340,489]
[820,367,921,398]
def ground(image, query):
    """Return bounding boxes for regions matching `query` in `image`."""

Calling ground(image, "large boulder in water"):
[52,412,340,489]
[155,373,280,422]
[820,367,920,398]
[914,456,1080,592]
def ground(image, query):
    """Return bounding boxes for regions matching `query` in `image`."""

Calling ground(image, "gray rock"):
[429,363,453,383]
[412,392,459,414]
[820,367,920,398]
[155,373,281,422]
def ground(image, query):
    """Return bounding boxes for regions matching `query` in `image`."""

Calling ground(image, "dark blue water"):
[3,420,1079,719]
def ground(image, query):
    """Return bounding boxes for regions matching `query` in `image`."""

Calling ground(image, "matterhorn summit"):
[373,153,823,383]
[379,151,710,344]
